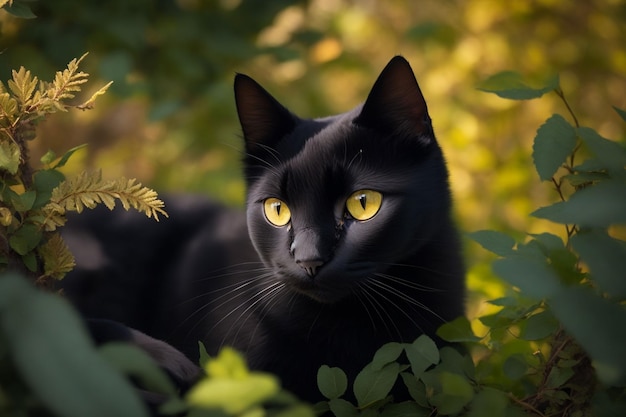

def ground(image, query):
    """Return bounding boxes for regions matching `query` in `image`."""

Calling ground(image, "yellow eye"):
[263,198,291,226]
[346,190,382,221]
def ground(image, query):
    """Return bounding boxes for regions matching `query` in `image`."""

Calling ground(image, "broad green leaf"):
[0,140,21,174]
[532,114,577,181]
[438,347,476,379]
[549,286,626,384]
[327,398,358,417]
[613,105,626,122]
[11,189,37,211]
[492,255,562,299]
[577,127,626,174]
[317,365,348,400]
[520,310,558,340]
[370,342,404,370]
[529,232,564,252]
[487,296,517,307]
[532,180,626,227]
[399,373,428,407]
[477,71,559,100]
[468,230,516,256]
[21,251,37,272]
[98,343,178,397]
[9,223,42,255]
[353,362,400,408]
[436,316,481,343]
[40,150,57,165]
[503,354,528,380]
[467,388,509,417]
[571,230,626,298]
[33,169,65,209]
[0,273,148,417]
[405,335,440,377]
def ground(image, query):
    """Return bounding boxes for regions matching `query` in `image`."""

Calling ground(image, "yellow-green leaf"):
[0,140,21,174]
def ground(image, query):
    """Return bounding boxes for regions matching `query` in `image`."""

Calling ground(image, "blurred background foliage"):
[1,0,625,321]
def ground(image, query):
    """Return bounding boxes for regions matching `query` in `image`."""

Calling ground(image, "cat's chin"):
[282,277,345,304]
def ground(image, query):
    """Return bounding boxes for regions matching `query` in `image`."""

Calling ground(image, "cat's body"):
[62,56,465,402]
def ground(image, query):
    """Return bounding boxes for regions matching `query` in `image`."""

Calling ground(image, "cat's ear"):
[234,74,298,152]
[354,56,433,143]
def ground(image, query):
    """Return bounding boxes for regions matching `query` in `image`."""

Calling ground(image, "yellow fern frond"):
[44,170,167,222]
[77,81,113,110]
[38,233,75,280]
[47,53,90,104]
[8,66,38,106]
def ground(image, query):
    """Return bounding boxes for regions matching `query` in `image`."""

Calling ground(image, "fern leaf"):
[77,81,113,110]
[47,53,90,103]
[38,232,76,280]
[45,170,168,221]
[8,67,38,106]
[0,92,18,125]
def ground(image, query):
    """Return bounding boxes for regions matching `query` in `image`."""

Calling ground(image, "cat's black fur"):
[62,56,465,403]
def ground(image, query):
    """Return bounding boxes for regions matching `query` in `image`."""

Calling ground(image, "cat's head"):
[234,56,453,304]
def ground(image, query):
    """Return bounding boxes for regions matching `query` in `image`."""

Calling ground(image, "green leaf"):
[0,140,21,174]
[433,371,474,415]
[2,1,37,18]
[99,343,178,397]
[437,316,481,343]
[399,373,428,407]
[198,341,211,368]
[9,223,42,255]
[353,362,400,408]
[545,366,575,389]
[370,342,404,370]
[40,150,57,165]
[577,127,626,174]
[532,114,577,181]
[477,71,559,100]
[405,335,440,377]
[563,171,609,187]
[571,230,626,298]
[467,388,509,417]
[53,144,88,169]
[0,273,149,417]
[10,189,36,211]
[317,365,348,400]
[492,255,562,299]
[613,105,626,122]
[520,310,558,340]
[503,354,528,380]
[529,232,565,252]
[550,286,626,384]
[468,230,516,256]
[327,398,358,417]
[532,180,626,227]
[33,169,65,209]
[21,251,37,272]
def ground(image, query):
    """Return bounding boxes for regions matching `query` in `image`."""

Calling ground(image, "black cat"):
[62,56,465,403]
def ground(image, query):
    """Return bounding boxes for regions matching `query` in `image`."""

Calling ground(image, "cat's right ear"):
[234,74,298,152]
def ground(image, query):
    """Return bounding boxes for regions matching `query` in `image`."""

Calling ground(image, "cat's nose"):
[296,259,324,277]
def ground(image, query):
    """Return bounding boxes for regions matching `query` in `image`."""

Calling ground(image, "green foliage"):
[315,73,626,416]
[0,55,165,284]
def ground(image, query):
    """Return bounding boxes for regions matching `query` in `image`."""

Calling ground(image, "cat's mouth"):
[281,274,346,304]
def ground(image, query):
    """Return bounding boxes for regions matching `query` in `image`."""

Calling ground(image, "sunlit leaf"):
[0,140,21,174]
[532,114,577,181]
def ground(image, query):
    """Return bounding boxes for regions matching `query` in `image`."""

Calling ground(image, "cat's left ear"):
[354,56,433,143]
